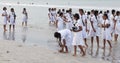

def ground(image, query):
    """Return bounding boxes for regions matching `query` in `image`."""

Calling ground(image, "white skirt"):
[9,18,15,25]
[3,18,7,25]
[72,32,84,46]
[23,17,27,22]
[89,27,100,37]
[115,23,120,35]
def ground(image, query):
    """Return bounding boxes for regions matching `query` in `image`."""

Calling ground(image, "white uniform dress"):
[48,11,52,22]
[102,19,112,40]
[23,12,28,22]
[51,11,56,22]
[114,15,120,35]
[109,14,114,33]
[89,14,100,37]
[80,14,87,38]
[64,13,73,30]
[57,16,64,31]
[9,12,15,25]
[58,29,72,47]
[2,11,8,25]
[72,19,84,46]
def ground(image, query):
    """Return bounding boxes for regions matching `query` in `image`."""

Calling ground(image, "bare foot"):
[73,54,76,56]
[82,53,85,57]
[102,47,105,49]
[58,50,63,53]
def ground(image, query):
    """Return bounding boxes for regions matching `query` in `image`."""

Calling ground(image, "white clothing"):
[23,12,28,22]
[80,14,87,38]
[57,17,64,31]
[48,11,53,22]
[89,14,100,37]
[58,29,72,46]
[9,12,16,25]
[114,16,120,35]
[51,11,56,22]
[2,11,8,25]
[109,14,115,33]
[64,13,73,30]
[72,19,84,46]
[101,19,111,40]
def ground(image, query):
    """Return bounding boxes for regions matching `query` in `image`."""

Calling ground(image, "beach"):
[0,0,120,63]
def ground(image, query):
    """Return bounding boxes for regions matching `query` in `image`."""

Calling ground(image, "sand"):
[0,40,111,63]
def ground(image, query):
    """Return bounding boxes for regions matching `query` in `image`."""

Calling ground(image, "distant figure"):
[22,8,28,26]
[2,7,8,32]
[8,8,16,31]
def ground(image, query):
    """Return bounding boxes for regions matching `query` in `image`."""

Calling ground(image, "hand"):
[93,29,96,32]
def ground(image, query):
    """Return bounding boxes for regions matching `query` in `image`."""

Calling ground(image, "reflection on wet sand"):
[112,42,120,63]
[8,31,15,40]
[3,31,15,40]
[3,31,7,40]
[22,27,28,43]
[102,47,112,61]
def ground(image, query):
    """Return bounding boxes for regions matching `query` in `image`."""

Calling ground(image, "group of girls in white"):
[50,8,120,57]
[1,7,28,32]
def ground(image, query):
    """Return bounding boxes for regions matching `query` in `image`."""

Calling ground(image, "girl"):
[64,10,73,30]
[56,13,64,31]
[79,9,88,48]
[101,13,112,50]
[54,29,72,53]
[2,7,8,32]
[72,13,85,56]
[22,8,28,26]
[114,11,120,41]
[48,8,52,24]
[89,10,100,54]
[110,9,115,40]
[9,8,16,31]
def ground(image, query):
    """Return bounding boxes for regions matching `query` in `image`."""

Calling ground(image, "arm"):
[73,26,82,32]
[85,19,88,31]
[90,20,96,32]
[56,20,58,28]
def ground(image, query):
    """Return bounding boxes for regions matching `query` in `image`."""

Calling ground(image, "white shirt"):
[2,11,8,21]
[90,14,98,29]
[115,15,120,24]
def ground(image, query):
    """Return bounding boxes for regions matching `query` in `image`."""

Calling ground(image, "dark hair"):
[107,10,109,13]
[91,9,94,13]
[99,11,102,14]
[3,7,7,10]
[59,12,63,16]
[79,9,84,14]
[116,11,120,16]
[54,32,61,38]
[11,8,14,12]
[23,8,26,11]
[69,8,72,12]
[103,13,108,19]
[87,11,90,15]
[48,8,51,11]
[94,10,98,19]
[57,9,61,14]
[66,10,69,13]
[73,13,79,20]
[62,9,65,12]
[112,9,115,15]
